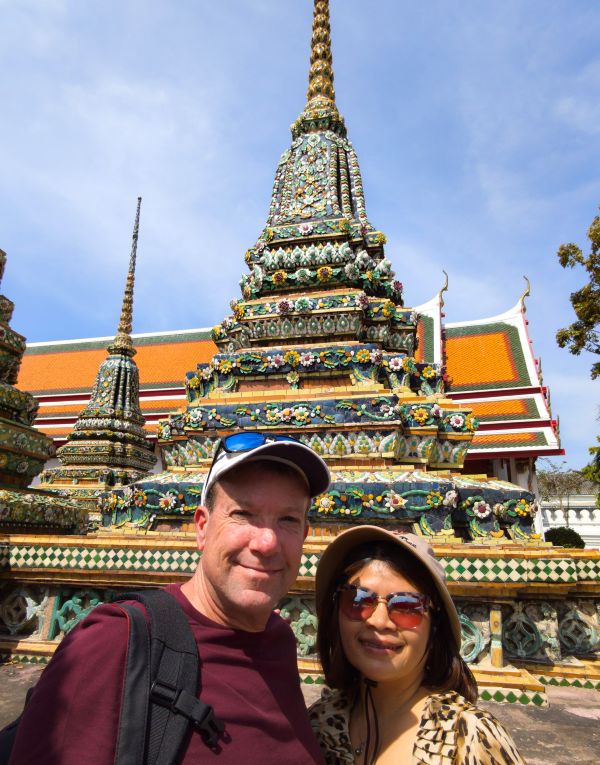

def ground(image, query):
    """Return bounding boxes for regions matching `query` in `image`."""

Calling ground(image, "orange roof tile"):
[469,399,528,418]
[446,331,519,388]
[20,338,217,394]
[472,432,538,445]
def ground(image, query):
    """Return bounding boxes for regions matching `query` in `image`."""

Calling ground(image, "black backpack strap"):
[113,603,151,765]
[120,589,225,765]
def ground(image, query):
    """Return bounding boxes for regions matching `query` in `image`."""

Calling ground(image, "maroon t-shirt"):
[9,584,324,764]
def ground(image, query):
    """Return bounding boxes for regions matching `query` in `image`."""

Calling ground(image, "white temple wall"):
[540,495,600,549]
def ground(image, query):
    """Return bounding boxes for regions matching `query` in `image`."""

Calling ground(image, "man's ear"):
[194,505,210,551]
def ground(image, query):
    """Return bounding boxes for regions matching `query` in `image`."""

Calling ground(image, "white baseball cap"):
[201,432,331,505]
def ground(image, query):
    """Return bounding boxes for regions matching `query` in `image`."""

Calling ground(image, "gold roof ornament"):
[519,275,531,312]
[108,196,141,357]
[292,0,345,137]
[306,0,337,112]
[438,270,449,309]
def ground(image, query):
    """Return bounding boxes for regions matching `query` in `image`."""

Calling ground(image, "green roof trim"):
[420,315,435,363]
[24,330,213,356]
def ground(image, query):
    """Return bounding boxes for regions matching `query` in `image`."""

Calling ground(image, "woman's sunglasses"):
[336,584,431,629]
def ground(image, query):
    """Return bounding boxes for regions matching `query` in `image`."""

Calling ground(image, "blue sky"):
[1,0,598,468]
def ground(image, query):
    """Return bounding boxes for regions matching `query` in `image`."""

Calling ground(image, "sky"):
[1,0,599,468]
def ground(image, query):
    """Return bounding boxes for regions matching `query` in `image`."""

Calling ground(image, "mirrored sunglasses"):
[219,432,301,454]
[336,583,431,629]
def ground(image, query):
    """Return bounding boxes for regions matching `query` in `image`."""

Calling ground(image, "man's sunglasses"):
[217,432,302,455]
[336,584,432,629]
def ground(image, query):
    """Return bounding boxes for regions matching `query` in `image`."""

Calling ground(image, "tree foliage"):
[582,435,600,507]
[555,206,600,378]
[545,526,585,549]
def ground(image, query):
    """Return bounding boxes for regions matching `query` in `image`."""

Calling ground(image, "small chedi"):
[39,198,156,513]
[0,249,84,533]
[1,0,599,702]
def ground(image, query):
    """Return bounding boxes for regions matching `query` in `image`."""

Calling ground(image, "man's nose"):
[249,526,280,554]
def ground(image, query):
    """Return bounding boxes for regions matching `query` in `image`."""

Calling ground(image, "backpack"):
[0,588,225,765]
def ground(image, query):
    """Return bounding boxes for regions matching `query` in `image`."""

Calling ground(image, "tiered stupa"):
[103,0,538,544]
[40,198,156,511]
[0,250,85,533]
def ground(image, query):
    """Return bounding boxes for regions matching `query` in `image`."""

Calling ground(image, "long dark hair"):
[316,540,477,702]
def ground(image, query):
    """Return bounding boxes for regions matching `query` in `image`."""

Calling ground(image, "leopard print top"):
[308,688,525,764]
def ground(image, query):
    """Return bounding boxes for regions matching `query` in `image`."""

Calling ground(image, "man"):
[9,433,330,764]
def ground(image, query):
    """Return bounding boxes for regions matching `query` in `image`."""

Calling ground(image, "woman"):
[309,526,524,764]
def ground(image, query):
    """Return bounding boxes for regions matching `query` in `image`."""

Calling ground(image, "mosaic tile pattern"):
[300,670,548,706]
[442,557,527,583]
[299,553,320,578]
[529,558,577,582]
[478,687,547,707]
[0,544,199,574]
[577,559,600,581]
[538,675,600,690]
[2,543,600,584]
[0,651,49,665]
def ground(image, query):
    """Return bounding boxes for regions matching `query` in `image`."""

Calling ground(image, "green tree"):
[582,435,600,507]
[556,206,600,378]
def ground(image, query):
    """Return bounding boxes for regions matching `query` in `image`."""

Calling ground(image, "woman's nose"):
[366,599,395,629]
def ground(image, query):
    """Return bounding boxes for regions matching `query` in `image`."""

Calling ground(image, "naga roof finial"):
[519,275,531,312]
[306,0,336,111]
[108,197,141,357]
[438,270,449,309]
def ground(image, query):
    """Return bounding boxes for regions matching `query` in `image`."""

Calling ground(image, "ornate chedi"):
[40,198,156,511]
[103,0,538,544]
[0,250,85,532]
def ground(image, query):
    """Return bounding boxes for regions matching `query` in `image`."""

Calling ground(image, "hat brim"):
[316,525,461,648]
[201,440,331,505]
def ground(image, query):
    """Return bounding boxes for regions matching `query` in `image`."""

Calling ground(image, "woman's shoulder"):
[421,691,525,765]
[308,686,350,721]
[308,687,354,764]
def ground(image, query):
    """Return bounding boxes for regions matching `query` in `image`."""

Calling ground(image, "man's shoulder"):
[51,599,138,660]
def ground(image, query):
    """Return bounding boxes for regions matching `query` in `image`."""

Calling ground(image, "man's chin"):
[234,581,287,611]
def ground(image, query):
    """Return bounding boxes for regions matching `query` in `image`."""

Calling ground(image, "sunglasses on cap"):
[216,432,302,455]
[336,583,432,629]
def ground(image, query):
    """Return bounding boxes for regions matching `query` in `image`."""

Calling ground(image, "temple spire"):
[306,0,336,110]
[108,196,141,357]
[293,0,344,137]
[41,196,156,503]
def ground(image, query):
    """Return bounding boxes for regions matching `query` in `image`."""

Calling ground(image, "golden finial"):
[306,0,337,110]
[438,270,449,309]
[109,197,141,357]
[519,275,531,311]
